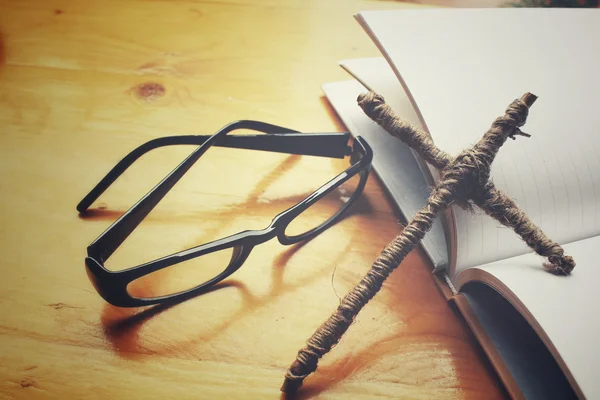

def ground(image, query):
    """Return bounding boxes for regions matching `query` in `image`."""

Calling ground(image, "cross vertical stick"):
[281,92,574,394]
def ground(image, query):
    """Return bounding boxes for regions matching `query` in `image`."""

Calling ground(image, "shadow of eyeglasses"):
[94,150,375,364]
[99,230,359,359]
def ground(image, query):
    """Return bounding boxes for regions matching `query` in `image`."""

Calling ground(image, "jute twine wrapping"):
[281,92,575,394]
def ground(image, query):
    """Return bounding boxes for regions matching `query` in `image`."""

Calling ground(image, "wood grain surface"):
[0,0,506,398]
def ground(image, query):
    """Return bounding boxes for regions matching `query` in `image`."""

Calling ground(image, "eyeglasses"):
[79,120,373,307]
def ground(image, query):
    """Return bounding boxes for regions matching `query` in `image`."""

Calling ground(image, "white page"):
[357,9,600,272]
[322,79,448,270]
[339,58,442,185]
[453,236,600,399]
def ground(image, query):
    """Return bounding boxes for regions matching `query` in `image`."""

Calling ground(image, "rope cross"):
[281,92,575,394]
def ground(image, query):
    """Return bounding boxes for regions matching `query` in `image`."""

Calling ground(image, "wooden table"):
[0,0,506,398]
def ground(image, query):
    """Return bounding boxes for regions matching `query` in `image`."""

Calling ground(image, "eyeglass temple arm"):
[77,123,351,213]
[86,141,212,262]
[214,132,351,158]
[85,119,258,261]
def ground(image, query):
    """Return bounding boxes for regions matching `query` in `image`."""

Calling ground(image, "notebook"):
[323,9,600,400]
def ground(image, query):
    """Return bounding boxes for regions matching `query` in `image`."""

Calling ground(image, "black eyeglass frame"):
[79,120,373,307]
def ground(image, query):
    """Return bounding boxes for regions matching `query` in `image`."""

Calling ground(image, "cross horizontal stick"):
[281,92,575,394]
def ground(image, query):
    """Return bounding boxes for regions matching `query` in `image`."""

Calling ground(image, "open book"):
[323,9,600,400]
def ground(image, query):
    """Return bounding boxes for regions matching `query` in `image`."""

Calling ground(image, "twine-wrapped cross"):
[281,92,575,394]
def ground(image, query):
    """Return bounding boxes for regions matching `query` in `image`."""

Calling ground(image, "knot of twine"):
[441,97,528,206]
[281,91,575,394]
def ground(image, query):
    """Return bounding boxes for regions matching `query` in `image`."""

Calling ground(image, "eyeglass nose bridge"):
[272,167,370,247]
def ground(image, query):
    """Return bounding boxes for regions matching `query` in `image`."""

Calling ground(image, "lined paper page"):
[357,9,600,272]
[455,131,600,271]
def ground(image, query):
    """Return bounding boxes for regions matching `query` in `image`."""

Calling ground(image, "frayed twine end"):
[543,255,575,276]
